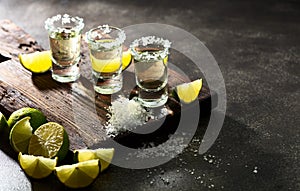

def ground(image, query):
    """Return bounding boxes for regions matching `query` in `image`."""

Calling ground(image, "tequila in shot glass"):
[130,36,171,107]
[45,14,84,83]
[86,25,126,94]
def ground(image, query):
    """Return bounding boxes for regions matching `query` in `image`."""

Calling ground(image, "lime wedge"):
[74,148,114,172]
[7,107,47,131]
[18,152,57,179]
[0,112,8,133]
[9,117,33,153]
[19,51,52,73]
[175,79,203,104]
[55,159,100,189]
[28,122,69,161]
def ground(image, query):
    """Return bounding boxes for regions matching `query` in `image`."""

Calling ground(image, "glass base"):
[94,72,122,94]
[51,63,80,83]
[138,86,168,108]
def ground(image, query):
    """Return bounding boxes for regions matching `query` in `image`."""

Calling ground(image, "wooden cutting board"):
[0,20,213,150]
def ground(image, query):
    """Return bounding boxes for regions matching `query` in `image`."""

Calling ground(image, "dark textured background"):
[0,0,299,190]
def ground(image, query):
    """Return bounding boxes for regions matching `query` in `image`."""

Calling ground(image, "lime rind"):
[7,107,47,131]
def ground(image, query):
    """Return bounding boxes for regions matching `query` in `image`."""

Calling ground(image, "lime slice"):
[18,153,57,179]
[19,51,52,73]
[74,148,114,172]
[55,159,100,189]
[0,112,8,133]
[28,122,69,161]
[175,79,203,104]
[7,107,47,131]
[9,117,33,153]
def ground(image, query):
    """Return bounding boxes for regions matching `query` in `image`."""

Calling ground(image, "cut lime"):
[74,148,114,172]
[9,117,33,153]
[0,112,8,133]
[55,159,100,189]
[28,122,69,161]
[174,79,203,104]
[18,152,57,179]
[19,51,52,73]
[7,107,47,131]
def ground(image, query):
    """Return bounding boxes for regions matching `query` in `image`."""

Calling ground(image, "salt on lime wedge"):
[28,122,69,161]
[9,116,33,153]
[0,112,8,133]
[18,152,57,179]
[74,148,114,172]
[7,107,47,131]
[55,159,100,189]
[174,78,203,104]
[19,51,52,73]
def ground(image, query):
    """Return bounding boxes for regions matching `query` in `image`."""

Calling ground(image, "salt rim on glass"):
[85,24,126,50]
[130,36,171,62]
[44,14,84,34]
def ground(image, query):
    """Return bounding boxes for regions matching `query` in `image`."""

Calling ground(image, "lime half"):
[9,117,33,153]
[55,159,100,189]
[74,148,114,172]
[28,122,69,161]
[175,79,203,104]
[18,153,57,179]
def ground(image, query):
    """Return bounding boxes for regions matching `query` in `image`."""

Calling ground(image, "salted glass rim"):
[130,36,171,62]
[44,14,84,33]
[85,25,126,50]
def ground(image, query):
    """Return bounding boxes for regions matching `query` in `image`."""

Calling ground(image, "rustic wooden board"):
[0,20,213,150]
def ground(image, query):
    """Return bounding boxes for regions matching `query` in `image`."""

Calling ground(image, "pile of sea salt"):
[105,96,168,137]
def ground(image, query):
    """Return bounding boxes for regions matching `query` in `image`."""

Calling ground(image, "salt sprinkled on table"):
[105,95,168,137]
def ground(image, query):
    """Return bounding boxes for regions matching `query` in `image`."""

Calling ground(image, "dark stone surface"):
[0,0,299,190]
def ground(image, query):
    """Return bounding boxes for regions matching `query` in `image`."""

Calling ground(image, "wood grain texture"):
[0,20,213,150]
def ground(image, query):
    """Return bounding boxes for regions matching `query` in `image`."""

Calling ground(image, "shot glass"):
[130,36,171,107]
[86,25,126,94]
[45,14,84,83]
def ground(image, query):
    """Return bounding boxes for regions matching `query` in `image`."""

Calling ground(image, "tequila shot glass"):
[130,36,171,107]
[86,25,126,94]
[45,14,84,83]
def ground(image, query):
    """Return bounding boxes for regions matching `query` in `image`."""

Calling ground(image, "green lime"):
[74,148,114,172]
[55,159,100,189]
[174,79,203,104]
[9,117,33,153]
[0,112,8,133]
[28,122,69,161]
[18,152,57,179]
[7,107,47,131]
